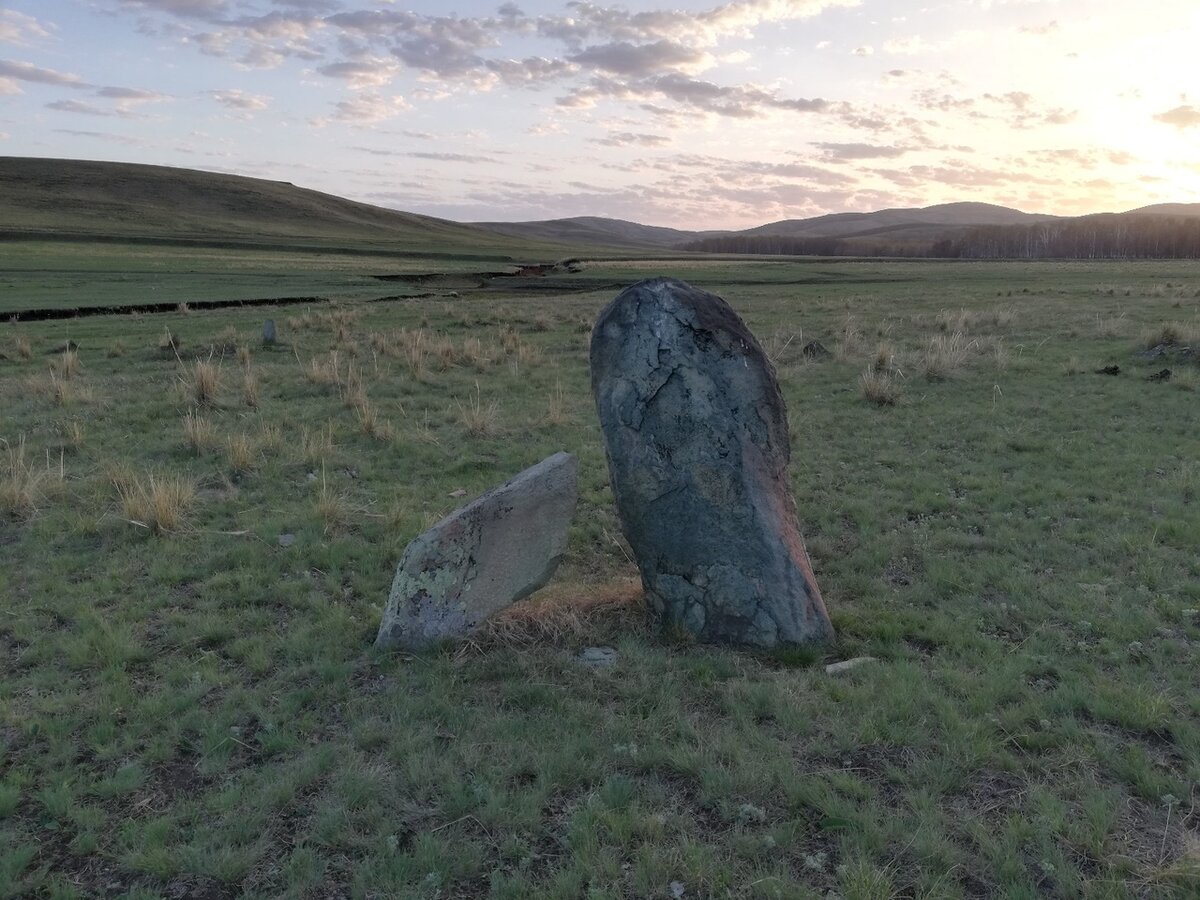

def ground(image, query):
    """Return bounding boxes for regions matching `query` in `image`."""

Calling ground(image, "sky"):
[2,0,1199,229]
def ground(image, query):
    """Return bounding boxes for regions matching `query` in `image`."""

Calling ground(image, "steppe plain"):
[2,193,1199,898]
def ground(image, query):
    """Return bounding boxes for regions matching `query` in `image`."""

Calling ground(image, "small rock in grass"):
[669,881,686,898]
[448,488,467,498]
[738,803,767,825]
[277,533,297,548]
[801,339,831,359]
[824,656,876,675]
[262,319,277,346]
[577,646,618,668]
[1182,609,1198,619]
[1094,365,1120,376]
[1147,368,1171,382]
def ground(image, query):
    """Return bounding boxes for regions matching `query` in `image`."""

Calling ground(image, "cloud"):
[1153,105,1200,129]
[852,45,873,56]
[210,88,269,110]
[46,99,137,118]
[1018,20,1059,35]
[120,0,230,22]
[53,128,146,145]
[96,86,167,103]
[407,151,498,163]
[0,58,89,88]
[593,131,671,147]
[571,40,712,77]
[313,92,410,125]
[0,10,53,45]
[317,59,400,88]
[814,142,910,160]
[115,0,864,124]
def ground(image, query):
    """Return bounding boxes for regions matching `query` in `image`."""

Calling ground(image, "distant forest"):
[680,214,1200,259]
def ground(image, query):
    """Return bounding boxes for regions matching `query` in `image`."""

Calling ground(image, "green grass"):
[1,258,1199,898]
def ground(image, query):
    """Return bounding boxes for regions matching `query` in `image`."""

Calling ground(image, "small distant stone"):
[737,803,767,825]
[277,533,297,548]
[448,488,467,498]
[1136,343,1170,361]
[669,881,686,898]
[577,646,618,668]
[801,339,831,359]
[262,319,277,346]
[1094,365,1120,376]
[1181,609,1198,619]
[824,656,877,675]
[306,472,318,482]
[1147,368,1171,382]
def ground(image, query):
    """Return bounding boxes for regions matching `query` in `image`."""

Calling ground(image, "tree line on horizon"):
[679,214,1200,260]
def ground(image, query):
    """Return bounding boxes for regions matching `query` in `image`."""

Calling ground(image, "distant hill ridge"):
[0,156,566,257]
[3,156,1199,257]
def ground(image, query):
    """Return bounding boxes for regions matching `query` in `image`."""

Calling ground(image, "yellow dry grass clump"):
[1,436,64,520]
[113,470,196,533]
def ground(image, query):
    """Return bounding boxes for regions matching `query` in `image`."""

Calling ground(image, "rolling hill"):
[0,156,569,258]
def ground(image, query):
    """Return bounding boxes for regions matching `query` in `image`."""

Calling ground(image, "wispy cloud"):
[1154,105,1200,129]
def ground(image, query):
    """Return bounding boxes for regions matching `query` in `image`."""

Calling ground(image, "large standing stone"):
[590,278,833,648]
[375,452,578,651]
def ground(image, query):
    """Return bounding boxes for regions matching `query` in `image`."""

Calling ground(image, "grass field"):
[2,258,1199,899]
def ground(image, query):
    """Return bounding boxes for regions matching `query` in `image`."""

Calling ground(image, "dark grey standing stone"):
[375,452,578,651]
[262,319,277,346]
[590,278,833,648]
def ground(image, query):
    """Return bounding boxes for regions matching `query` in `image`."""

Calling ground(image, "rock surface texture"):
[375,452,578,651]
[590,278,833,648]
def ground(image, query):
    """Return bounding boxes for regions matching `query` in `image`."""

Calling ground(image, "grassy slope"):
[0,157,603,312]
[0,157,550,251]
[2,259,1199,898]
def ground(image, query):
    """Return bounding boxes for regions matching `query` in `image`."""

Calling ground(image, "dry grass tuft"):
[49,370,75,406]
[1,436,64,520]
[869,341,897,374]
[159,328,180,356]
[545,379,569,426]
[860,368,902,406]
[301,424,335,466]
[59,420,85,451]
[833,314,864,362]
[116,471,196,533]
[236,345,252,367]
[242,367,260,408]
[182,411,219,453]
[456,381,500,437]
[303,350,341,386]
[227,434,255,474]
[185,359,222,406]
[1140,320,1200,350]
[53,349,81,380]
[764,329,803,366]
[922,331,974,380]
[354,399,394,442]
[1171,368,1199,392]
[1094,312,1128,338]
[106,340,128,359]
[1064,355,1084,376]
[15,335,32,360]
[258,424,284,453]
[315,468,351,533]
[463,579,646,652]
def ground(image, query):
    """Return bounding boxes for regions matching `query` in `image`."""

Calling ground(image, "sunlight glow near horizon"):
[1,0,1198,228]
